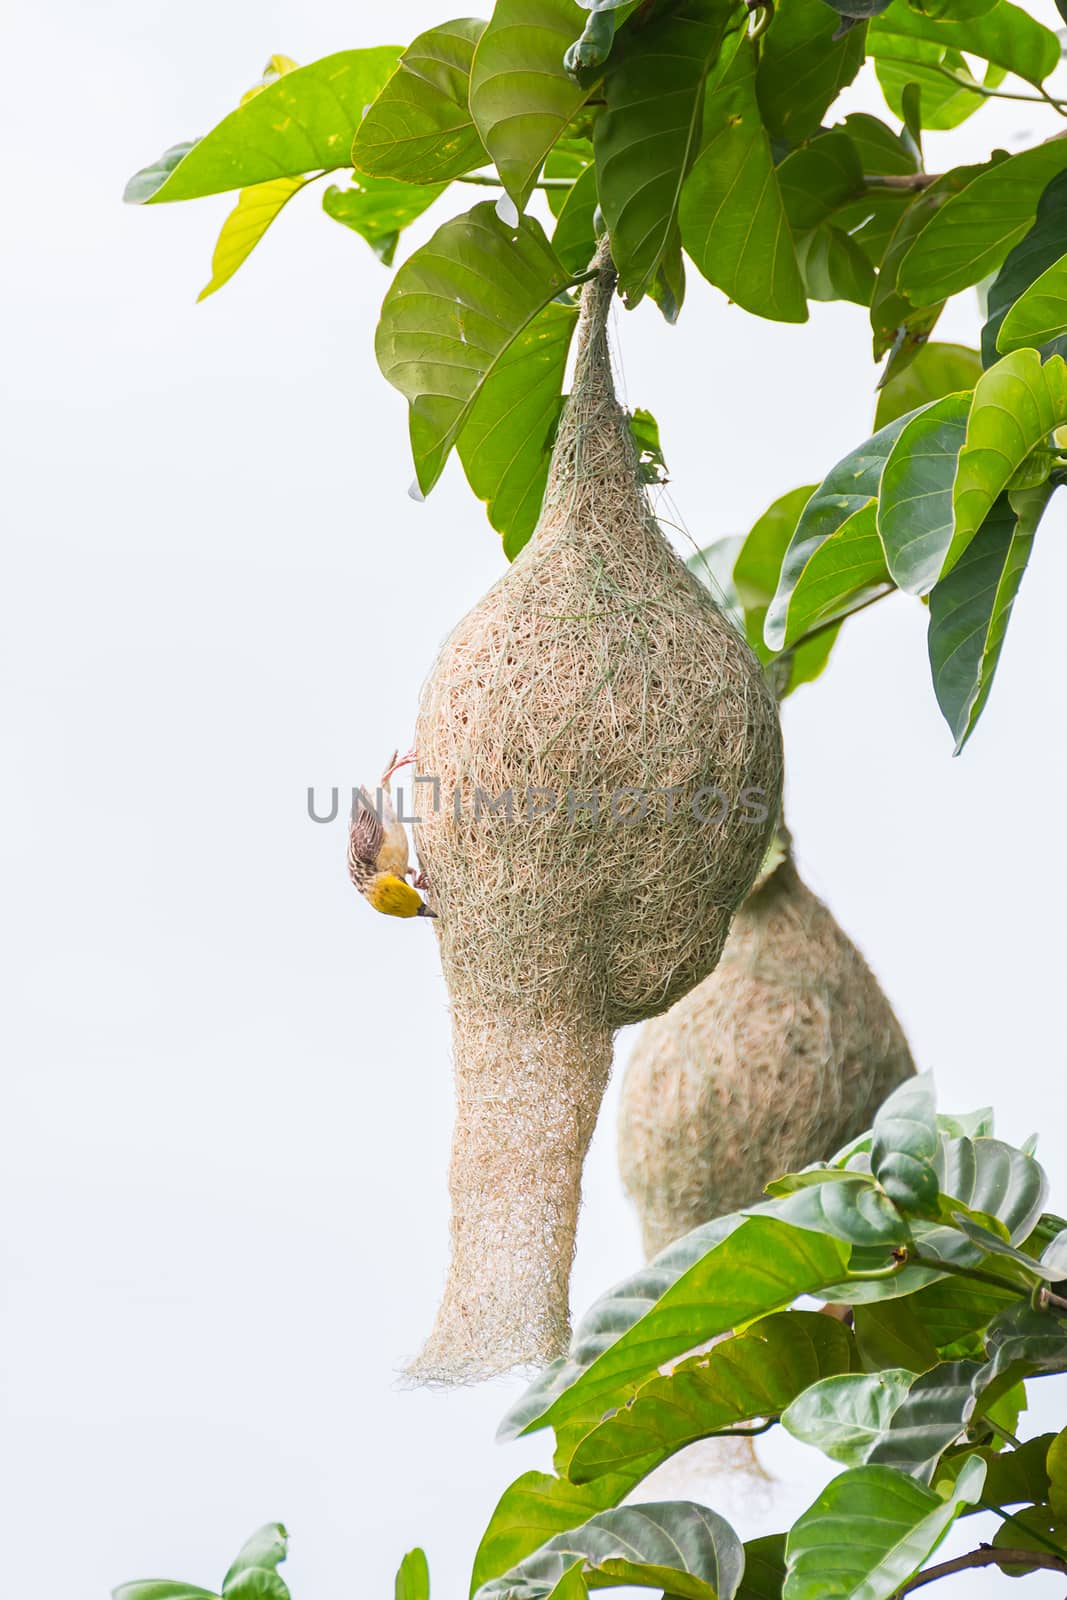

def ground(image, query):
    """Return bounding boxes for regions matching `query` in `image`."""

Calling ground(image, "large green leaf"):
[755,0,867,146]
[927,491,1042,753]
[878,392,971,595]
[872,43,1003,130]
[777,131,863,233]
[874,342,982,430]
[124,50,401,203]
[563,1312,857,1484]
[474,1503,745,1600]
[983,171,1067,365]
[971,1303,1067,1414]
[782,1369,914,1467]
[351,19,487,183]
[899,140,1067,303]
[470,1473,628,1595]
[396,1550,430,1600]
[456,298,578,557]
[499,1215,849,1440]
[375,203,573,494]
[765,411,911,650]
[322,175,447,266]
[795,227,875,306]
[950,350,1067,563]
[1049,1428,1067,1520]
[595,0,742,306]
[783,1456,986,1600]
[679,39,807,324]
[997,251,1067,354]
[469,0,590,208]
[907,1275,1016,1355]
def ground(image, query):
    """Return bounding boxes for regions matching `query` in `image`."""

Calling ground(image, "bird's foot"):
[411,870,429,890]
[381,745,416,785]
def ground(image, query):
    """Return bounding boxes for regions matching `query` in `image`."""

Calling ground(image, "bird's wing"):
[375,779,412,878]
[349,788,385,871]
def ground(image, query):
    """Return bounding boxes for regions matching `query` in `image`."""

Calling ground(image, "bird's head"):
[368,872,437,919]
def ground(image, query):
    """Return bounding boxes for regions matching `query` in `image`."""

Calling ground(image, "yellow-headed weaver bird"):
[347,759,436,919]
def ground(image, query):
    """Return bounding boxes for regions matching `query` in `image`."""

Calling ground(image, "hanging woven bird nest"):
[618,851,916,1260]
[404,240,783,1384]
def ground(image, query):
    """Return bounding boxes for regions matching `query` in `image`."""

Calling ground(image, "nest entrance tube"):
[407,240,784,1383]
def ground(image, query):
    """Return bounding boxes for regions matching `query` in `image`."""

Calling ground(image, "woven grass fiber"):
[618,852,916,1260]
[405,240,783,1383]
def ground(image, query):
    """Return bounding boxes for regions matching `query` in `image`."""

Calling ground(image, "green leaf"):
[755,0,867,146]
[734,486,818,609]
[756,1178,909,1247]
[552,163,600,273]
[473,1503,746,1600]
[900,139,1067,303]
[975,1302,1067,1401]
[322,175,447,266]
[596,0,743,307]
[680,39,807,324]
[821,1135,1048,1305]
[795,225,875,306]
[375,202,573,494]
[870,162,996,366]
[737,1536,787,1600]
[396,1549,430,1600]
[777,132,863,234]
[927,491,1041,753]
[950,1211,1063,1280]
[950,350,1067,565]
[943,1432,1055,1509]
[878,391,971,595]
[873,43,1005,130]
[124,49,402,203]
[197,177,309,299]
[351,19,487,183]
[221,1527,289,1600]
[1049,1428,1067,1521]
[456,298,578,557]
[875,342,982,430]
[997,251,1067,354]
[866,1360,982,1479]
[764,497,892,653]
[854,1298,941,1374]
[782,1368,915,1466]
[498,1215,849,1440]
[469,0,590,208]
[113,1588,218,1600]
[842,112,919,177]
[907,1274,1016,1354]
[629,407,669,485]
[470,1473,627,1595]
[562,1311,857,1484]
[983,172,1067,365]
[871,1,1059,93]
[783,1456,987,1600]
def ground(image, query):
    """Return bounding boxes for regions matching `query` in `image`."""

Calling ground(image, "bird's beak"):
[417,903,438,918]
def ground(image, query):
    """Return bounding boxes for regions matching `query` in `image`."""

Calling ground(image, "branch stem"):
[894,1545,1067,1595]
[456,173,575,190]
[934,62,1067,116]
[907,1251,1030,1300]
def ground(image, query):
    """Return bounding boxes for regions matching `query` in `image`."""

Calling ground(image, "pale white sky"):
[3,3,1066,1597]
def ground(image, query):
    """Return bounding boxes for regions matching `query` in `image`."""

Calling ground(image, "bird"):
[347,756,436,919]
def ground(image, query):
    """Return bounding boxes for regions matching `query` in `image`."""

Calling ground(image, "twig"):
[895,1545,1067,1594]
[455,173,575,190]
[934,61,1067,117]
[863,173,938,190]
[908,1251,1030,1300]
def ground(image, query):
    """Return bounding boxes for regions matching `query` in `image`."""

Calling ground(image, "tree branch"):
[895,1545,1067,1595]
